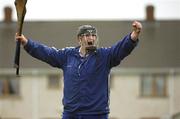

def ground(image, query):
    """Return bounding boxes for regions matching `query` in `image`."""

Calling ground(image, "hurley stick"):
[14,0,27,75]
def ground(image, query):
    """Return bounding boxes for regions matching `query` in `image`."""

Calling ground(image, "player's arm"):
[15,34,66,68]
[108,21,142,67]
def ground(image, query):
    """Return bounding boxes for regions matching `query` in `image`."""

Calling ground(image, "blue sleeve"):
[108,34,138,68]
[24,39,66,68]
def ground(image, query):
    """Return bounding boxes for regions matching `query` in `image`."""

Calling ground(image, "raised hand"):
[131,21,142,41]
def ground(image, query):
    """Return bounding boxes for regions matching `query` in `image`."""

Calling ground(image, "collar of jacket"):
[73,46,97,58]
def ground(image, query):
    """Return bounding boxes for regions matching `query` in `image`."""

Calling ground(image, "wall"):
[0,68,179,119]
[0,21,180,68]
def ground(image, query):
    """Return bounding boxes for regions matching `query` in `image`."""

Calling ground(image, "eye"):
[92,34,96,37]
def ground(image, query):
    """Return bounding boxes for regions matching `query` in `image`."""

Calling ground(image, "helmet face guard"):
[77,25,98,53]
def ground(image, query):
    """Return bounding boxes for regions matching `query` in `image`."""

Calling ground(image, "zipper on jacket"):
[78,57,88,77]
[78,62,83,77]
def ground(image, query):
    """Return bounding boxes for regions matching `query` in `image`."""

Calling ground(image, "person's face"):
[78,33,97,48]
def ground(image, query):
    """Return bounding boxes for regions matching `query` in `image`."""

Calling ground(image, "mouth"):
[87,41,93,45]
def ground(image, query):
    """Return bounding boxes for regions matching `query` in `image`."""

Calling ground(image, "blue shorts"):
[62,113,108,119]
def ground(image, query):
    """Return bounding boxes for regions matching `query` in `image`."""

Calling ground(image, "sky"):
[0,0,180,21]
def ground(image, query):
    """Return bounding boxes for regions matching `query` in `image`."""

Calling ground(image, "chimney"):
[3,6,13,23]
[146,5,155,21]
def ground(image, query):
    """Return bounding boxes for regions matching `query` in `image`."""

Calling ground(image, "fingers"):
[15,33,28,46]
[132,21,142,33]
[15,34,23,42]
[130,21,142,41]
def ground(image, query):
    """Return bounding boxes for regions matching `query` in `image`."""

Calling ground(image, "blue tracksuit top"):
[24,34,138,115]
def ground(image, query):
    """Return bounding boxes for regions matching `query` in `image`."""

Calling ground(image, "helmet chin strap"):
[85,45,97,53]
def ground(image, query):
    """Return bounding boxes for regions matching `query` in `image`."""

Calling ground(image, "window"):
[47,74,61,89]
[0,76,20,96]
[141,74,167,97]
